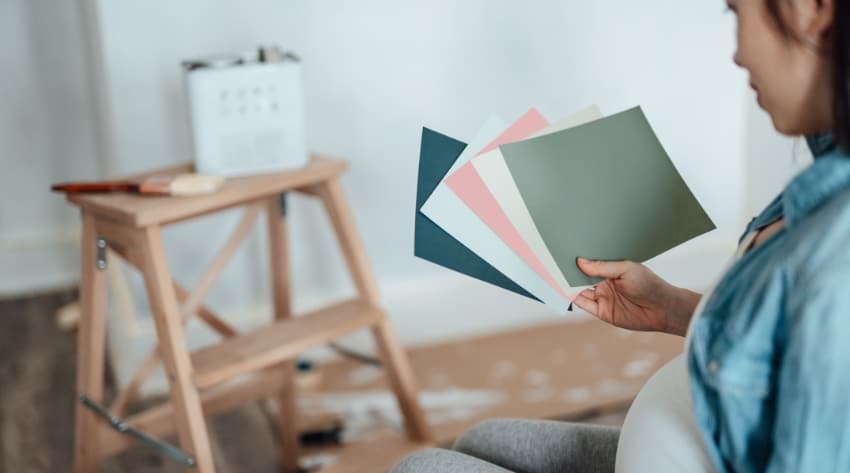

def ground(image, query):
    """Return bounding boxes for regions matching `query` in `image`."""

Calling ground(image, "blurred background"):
[1,0,812,471]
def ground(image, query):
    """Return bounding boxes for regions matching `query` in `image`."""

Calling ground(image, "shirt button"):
[708,360,719,374]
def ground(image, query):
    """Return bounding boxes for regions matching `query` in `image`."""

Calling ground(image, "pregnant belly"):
[615,354,717,473]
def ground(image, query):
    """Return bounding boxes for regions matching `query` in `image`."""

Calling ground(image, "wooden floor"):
[0,289,682,472]
[1,289,293,472]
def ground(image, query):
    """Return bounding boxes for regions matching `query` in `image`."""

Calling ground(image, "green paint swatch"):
[500,106,715,286]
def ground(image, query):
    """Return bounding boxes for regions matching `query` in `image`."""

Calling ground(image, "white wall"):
[0,1,100,296]
[6,1,785,391]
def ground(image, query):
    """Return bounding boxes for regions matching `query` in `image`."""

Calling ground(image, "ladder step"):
[191,299,383,389]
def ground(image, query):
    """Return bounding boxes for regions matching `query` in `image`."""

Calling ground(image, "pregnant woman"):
[393,0,850,471]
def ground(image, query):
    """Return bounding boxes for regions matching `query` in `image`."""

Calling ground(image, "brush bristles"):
[137,176,174,195]
[169,174,225,196]
[137,174,224,196]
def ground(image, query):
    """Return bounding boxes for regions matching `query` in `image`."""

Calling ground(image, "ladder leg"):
[316,178,380,304]
[266,195,301,473]
[138,225,216,472]
[371,318,433,442]
[74,213,108,473]
[317,179,433,443]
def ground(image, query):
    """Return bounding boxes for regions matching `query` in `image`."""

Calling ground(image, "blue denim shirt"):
[688,133,850,472]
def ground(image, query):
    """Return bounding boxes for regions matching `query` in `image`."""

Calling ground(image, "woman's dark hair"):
[765,0,850,150]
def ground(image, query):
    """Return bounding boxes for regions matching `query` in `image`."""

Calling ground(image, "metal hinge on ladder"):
[95,237,107,270]
[78,395,196,467]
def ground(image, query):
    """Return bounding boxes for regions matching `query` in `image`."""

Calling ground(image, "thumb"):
[576,257,631,279]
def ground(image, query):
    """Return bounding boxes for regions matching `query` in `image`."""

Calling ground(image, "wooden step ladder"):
[64,157,432,472]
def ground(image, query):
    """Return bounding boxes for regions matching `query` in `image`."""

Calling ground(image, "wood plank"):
[173,282,239,338]
[370,319,433,443]
[107,245,241,338]
[178,203,262,318]
[108,206,255,417]
[66,156,347,227]
[93,215,140,249]
[316,178,380,305]
[74,212,108,473]
[316,177,432,442]
[265,195,301,473]
[191,300,383,390]
[109,281,238,417]
[138,225,216,472]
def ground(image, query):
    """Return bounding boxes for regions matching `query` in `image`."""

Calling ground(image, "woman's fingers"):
[576,258,631,279]
[571,288,599,316]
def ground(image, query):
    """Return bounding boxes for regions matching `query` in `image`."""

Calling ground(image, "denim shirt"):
[688,133,850,472]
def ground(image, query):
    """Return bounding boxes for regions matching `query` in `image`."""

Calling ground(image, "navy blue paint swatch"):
[414,127,538,301]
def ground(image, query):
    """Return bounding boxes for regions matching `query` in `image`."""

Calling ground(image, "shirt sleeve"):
[766,264,850,471]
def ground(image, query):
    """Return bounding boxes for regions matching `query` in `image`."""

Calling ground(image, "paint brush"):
[51,173,225,196]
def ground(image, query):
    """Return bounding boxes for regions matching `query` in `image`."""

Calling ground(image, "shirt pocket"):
[691,317,772,398]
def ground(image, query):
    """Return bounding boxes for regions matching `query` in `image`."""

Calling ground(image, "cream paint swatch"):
[420,111,572,313]
[471,106,604,293]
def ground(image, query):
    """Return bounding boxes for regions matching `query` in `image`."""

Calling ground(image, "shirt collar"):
[781,133,850,227]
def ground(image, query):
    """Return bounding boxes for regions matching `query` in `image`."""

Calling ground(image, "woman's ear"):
[792,0,836,44]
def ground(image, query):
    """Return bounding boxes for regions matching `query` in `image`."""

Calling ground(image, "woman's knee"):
[391,449,447,473]
[452,418,515,453]
[453,418,621,472]
[391,448,509,473]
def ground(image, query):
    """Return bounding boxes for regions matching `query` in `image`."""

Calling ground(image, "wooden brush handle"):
[51,181,140,194]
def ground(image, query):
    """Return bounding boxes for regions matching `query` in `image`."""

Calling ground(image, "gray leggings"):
[391,419,620,473]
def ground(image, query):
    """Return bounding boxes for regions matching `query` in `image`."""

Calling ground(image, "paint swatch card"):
[414,127,538,300]
[500,106,715,286]
[415,105,714,311]
[419,111,572,313]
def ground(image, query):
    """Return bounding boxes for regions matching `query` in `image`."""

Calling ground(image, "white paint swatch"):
[420,115,570,313]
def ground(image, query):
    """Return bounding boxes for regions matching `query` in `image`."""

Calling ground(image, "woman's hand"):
[572,258,701,337]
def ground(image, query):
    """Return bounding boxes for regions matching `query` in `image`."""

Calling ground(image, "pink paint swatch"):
[477,109,548,156]
[446,110,575,302]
